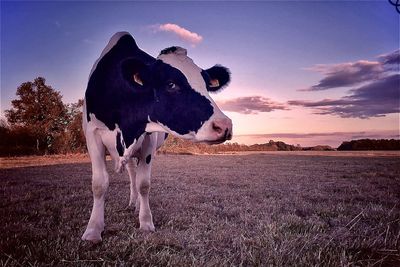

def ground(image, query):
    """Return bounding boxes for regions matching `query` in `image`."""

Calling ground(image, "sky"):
[1,0,399,147]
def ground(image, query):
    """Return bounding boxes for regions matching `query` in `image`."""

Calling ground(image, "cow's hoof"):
[81,229,102,243]
[139,223,155,232]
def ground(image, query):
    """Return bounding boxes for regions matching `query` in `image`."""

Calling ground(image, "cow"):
[82,32,232,242]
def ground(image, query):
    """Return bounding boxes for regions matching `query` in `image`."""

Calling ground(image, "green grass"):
[1,154,399,266]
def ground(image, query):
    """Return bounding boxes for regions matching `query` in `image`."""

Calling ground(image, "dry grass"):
[0,154,90,169]
[1,154,399,266]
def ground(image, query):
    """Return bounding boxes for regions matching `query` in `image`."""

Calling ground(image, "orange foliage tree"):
[5,77,70,154]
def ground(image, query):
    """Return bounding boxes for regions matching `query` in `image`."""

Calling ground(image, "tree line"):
[337,139,400,151]
[1,77,86,156]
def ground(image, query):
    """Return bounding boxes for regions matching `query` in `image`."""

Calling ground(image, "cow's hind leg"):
[82,131,109,242]
[126,158,139,211]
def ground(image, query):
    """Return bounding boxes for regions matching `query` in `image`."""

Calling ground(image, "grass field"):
[1,153,399,266]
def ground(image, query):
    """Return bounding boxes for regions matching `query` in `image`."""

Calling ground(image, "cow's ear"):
[121,58,149,87]
[204,65,231,92]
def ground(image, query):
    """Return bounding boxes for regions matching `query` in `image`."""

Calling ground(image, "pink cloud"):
[217,96,289,114]
[153,23,203,45]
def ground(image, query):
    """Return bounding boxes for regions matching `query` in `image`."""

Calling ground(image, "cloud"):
[303,60,384,91]
[217,96,289,114]
[289,74,400,118]
[293,49,400,119]
[304,50,399,91]
[151,23,203,46]
[378,49,400,66]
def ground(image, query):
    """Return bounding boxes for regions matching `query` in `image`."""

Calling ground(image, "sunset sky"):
[1,1,399,147]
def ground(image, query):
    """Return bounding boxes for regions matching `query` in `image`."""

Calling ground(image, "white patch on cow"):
[145,120,167,133]
[82,100,88,135]
[85,112,119,170]
[89,31,130,77]
[87,113,110,130]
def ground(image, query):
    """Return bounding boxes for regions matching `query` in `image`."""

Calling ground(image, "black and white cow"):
[82,32,232,242]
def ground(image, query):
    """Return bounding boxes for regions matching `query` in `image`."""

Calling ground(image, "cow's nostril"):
[223,128,229,140]
[212,122,223,134]
[226,131,232,140]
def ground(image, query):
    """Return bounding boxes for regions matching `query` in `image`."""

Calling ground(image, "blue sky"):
[1,1,399,146]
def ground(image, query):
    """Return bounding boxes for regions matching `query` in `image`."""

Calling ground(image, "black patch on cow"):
[86,33,155,138]
[116,132,124,156]
[85,33,216,148]
[202,65,231,92]
[150,62,214,135]
[160,46,178,55]
[145,154,152,164]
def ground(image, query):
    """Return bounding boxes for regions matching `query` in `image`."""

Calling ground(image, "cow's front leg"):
[125,158,139,211]
[134,133,157,232]
[82,132,109,242]
[136,153,155,232]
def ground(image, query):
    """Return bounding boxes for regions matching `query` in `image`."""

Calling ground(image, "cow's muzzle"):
[210,118,233,144]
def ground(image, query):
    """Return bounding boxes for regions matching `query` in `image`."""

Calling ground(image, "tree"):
[66,99,85,151]
[53,99,86,153]
[6,77,68,154]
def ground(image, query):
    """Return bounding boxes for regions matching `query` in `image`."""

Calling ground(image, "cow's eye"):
[168,82,176,89]
[166,81,179,92]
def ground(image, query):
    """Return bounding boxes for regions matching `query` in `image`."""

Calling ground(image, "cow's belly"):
[100,129,166,171]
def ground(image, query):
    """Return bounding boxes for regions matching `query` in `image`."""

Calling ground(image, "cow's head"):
[122,46,232,144]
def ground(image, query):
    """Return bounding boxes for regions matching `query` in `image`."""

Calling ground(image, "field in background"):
[1,151,399,169]
[1,154,399,266]
[0,154,90,169]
